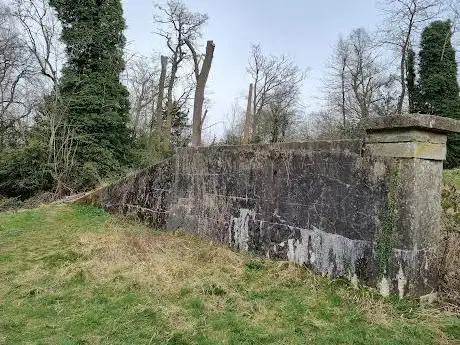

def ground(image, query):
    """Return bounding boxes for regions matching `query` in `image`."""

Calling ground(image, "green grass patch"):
[0,204,458,344]
[444,169,460,189]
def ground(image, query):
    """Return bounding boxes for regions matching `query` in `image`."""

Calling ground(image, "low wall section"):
[79,114,460,298]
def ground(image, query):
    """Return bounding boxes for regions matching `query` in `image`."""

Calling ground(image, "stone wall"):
[78,114,460,298]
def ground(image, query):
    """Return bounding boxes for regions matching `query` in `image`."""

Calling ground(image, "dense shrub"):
[0,143,52,199]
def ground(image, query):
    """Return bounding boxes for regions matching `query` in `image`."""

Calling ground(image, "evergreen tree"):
[418,20,460,168]
[50,0,132,188]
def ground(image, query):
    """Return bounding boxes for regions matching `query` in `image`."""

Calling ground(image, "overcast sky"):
[121,0,381,138]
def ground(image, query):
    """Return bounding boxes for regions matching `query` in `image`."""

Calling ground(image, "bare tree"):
[43,103,77,196]
[372,74,399,116]
[444,0,460,54]
[324,37,350,127]
[11,0,78,196]
[0,3,33,152]
[124,55,158,138]
[154,0,208,143]
[222,99,245,145]
[185,39,214,146]
[247,44,306,143]
[309,110,345,139]
[347,28,383,119]
[378,0,442,114]
[12,0,62,87]
[323,28,397,133]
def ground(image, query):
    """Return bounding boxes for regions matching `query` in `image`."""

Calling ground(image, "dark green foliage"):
[41,250,82,268]
[0,142,52,199]
[376,165,398,275]
[418,21,459,114]
[244,260,265,271]
[171,105,191,149]
[133,103,190,168]
[447,136,460,169]
[50,0,132,188]
[202,283,226,296]
[417,20,460,168]
[443,100,460,168]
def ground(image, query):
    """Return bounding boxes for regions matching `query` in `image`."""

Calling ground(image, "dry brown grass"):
[442,233,460,308]
[73,220,246,296]
[441,169,460,310]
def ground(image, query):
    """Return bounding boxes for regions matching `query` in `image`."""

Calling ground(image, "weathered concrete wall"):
[99,160,173,227]
[169,141,387,280]
[79,114,460,298]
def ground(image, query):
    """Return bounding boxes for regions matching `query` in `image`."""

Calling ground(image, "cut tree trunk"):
[243,83,253,144]
[186,40,215,147]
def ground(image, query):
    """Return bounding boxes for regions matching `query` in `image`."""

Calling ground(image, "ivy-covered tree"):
[50,0,132,188]
[418,21,459,115]
[418,20,460,168]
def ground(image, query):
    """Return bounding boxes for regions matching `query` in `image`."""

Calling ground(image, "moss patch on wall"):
[376,163,399,276]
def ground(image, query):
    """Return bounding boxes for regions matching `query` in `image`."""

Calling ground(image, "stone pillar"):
[365,114,460,298]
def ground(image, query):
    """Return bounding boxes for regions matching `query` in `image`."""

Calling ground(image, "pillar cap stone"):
[364,114,460,134]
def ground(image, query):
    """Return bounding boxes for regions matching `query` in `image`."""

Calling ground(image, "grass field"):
[0,204,459,345]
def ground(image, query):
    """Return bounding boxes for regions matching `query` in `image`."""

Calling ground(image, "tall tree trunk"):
[341,62,346,127]
[165,58,178,145]
[271,112,279,143]
[243,83,253,144]
[397,20,414,114]
[252,79,258,139]
[406,47,417,113]
[397,48,407,114]
[191,92,204,146]
[152,55,167,137]
[186,40,215,147]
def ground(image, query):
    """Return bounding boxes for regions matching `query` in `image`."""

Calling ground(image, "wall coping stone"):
[364,114,460,134]
[178,139,364,155]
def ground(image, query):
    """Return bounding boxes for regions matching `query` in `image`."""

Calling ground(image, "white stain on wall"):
[230,208,255,251]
